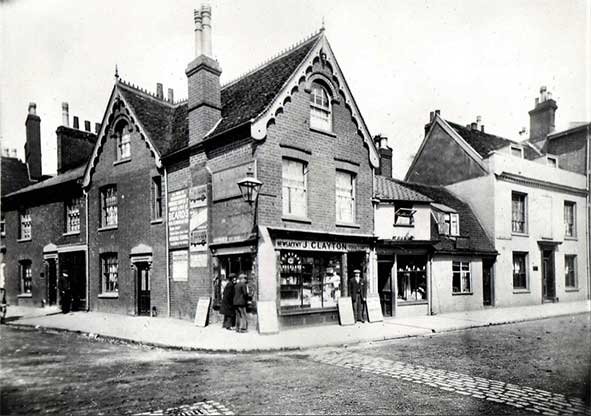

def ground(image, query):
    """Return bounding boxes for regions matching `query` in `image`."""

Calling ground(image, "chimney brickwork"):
[374,135,393,178]
[186,4,222,146]
[529,85,557,145]
[25,102,43,180]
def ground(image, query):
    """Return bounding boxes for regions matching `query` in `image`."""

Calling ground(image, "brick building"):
[1,103,97,309]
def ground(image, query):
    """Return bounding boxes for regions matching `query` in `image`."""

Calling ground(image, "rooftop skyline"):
[1,0,589,178]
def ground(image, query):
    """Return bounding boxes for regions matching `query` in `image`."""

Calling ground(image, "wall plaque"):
[365,295,383,323]
[337,297,355,326]
[194,296,211,327]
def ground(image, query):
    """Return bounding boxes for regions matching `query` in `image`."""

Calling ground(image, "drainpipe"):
[164,167,171,317]
[587,133,590,300]
[428,256,433,315]
[84,190,90,311]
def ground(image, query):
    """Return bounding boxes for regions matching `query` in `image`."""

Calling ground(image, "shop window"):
[101,253,118,294]
[512,252,528,290]
[335,170,355,223]
[511,192,527,234]
[152,176,163,220]
[565,255,577,288]
[100,185,118,227]
[452,261,471,293]
[19,260,32,294]
[19,209,31,240]
[282,158,307,217]
[394,202,415,226]
[65,196,81,233]
[310,83,332,131]
[564,201,575,238]
[279,251,342,311]
[213,254,254,305]
[397,256,427,303]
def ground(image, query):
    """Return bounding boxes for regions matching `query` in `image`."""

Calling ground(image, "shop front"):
[268,228,375,328]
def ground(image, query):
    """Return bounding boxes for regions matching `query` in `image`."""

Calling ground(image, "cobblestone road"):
[309,350,590,416]
[134,400,235,416]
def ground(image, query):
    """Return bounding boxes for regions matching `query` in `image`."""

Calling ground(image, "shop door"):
[46,259,58,305]
[482,260,493,306]
[137,264,151,316]
[542,250,555,301]
[377,261,393,317]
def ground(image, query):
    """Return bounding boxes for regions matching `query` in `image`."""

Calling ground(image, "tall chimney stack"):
[95,123,101,134]
[84,120,91,132]
[168,88,174,103]
[156,83,164,99]
[528,85,557,146]
[25,102,43,180]
[62,102,69,127]
[73,116,79,129]
[186,4,222,146]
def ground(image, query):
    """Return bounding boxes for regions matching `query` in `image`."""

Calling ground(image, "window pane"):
[513,253,527,289]
[336,171,354,223]
[512,193,526,233]
[565,255,576,288]
[564,202,575,237]
[282,159,306,217]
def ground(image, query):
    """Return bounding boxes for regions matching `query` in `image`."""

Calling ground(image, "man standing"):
[348,269,367,323]
[233,273,249,333]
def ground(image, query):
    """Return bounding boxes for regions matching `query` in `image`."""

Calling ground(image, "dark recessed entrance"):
[137,263,151,316]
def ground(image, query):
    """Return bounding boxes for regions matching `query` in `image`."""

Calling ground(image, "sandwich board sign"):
[337,297,355,326]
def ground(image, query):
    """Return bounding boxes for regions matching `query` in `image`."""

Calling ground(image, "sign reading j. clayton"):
[275,239,369,252]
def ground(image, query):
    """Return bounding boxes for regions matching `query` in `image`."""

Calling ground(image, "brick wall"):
[546,129,587,175]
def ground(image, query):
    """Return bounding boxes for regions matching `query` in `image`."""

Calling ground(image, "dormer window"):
[510,146,523,158]
[433,203,459,236]
[395,203,415,226]
[310,83,332,132]
[115,121,131,160]
[547,156,557,167]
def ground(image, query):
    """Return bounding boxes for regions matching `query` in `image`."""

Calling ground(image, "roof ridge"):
[221,29,323,89]
[447,120,519,145]
[117,78,182,107]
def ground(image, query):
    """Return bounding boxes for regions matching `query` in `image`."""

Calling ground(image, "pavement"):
[3,300,590,352]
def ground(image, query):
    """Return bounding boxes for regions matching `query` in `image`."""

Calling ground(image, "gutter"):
[85,190,90,312]
[587,133,590,300]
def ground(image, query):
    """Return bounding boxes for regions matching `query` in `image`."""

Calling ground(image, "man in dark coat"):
[348,269,367,323]
[233,273,249,333]
[220,274,236,330]
[58,272,71,314]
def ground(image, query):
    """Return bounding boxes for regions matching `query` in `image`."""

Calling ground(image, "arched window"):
[115,122,131,160]
[310,83,332,132]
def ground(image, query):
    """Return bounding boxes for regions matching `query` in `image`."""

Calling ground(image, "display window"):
[279,251,342,311]
[397,255,427,303]
[213,253,254,307]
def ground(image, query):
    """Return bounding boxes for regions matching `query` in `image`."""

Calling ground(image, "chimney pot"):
[28,102,37,115]
[435,109,440,116]
[73,116,79,129]
[95,123,101,134]
[476,115,482,124]
[168,88,174,103]
[156,83,163,99]
[429,111,435,122]
[201,4,213,57]
[61,102,69,127]
[480,125,485,133]
[3,149,9,157]
[84,120,91,132]
[470,122,477,130]
[11,149,17,158]
[193,9,203,57]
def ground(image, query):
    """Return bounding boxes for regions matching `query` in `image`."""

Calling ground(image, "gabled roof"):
[4,164,85,198]
[400,181,496,254]
[1,156,32,196]
[547,121,591,140]
[374,175,432,202]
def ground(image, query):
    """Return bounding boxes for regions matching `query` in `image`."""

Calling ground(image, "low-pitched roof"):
[4,164,85,198]
[374,175,432,202]
[1,157,31,196]
[400,181,496,255]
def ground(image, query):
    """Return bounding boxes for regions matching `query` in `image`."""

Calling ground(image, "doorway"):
[137,263,151,316]
[59,251,86,311]
[377,260,393,317]
[541,249,556,301]
[482,260,494,306]
[45,259,58,306]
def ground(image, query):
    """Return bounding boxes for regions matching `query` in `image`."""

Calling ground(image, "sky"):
[1,0,589,178]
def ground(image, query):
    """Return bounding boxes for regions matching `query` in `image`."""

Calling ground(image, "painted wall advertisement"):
[189,185,208,267]
[168,189,189,248]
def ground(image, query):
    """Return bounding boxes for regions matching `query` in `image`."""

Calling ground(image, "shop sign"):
[189,185,207,209]
[365,295,383,323]
[275,239,369,252]
[194,296,211,327]
[190,253,207,268]
[190,185,208,252]
[168,189,189,248]
[171,249,188,281]
[337,297,355,326]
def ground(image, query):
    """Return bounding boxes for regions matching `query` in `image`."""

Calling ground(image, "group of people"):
[219,273,251,333]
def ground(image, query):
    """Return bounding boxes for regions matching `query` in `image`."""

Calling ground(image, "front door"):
[378,260,393,317]
[542,249,556,301]
[59,251,86,311]
[46,259,57,305]
[482,260,493,306]
[137,264,151,316]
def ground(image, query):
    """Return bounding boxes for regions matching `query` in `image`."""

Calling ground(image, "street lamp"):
[237,167,262,204]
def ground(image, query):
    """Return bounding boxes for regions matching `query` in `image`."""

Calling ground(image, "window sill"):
[511,232,529,237]
[63,231,80,237]
[98,225,118,232]
[17,293,32,298]
[98,293,119,299]
[336,222,360,229]
[280,306,337,316]
[393,223,414,228]
[17,238,32,243]
[564,236,577,241]
[309,127,336,137]
[452,292,474,296]
[113,157,131,166]
[151,218,163,225]
[397,300,428,306]
[565,288,579,292]
[512,289,530,294]
[282,215,312,224]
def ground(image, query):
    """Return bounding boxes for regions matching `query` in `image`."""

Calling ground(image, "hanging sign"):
[168,189,189,248]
